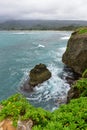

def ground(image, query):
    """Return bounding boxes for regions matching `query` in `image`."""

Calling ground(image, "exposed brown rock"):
[62,30,87,74]
[0,119,16,130]
[29,63,51,87]
[67,87,80,103]
[0,119,33,130]
[17,119,33,130]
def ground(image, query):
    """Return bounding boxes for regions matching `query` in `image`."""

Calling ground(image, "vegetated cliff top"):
[72,27,87,35]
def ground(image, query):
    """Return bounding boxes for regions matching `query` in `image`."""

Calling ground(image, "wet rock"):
[67,85,80,103]
[29,63,51,87]
[55,97,67,106]
[21,79,33,92]
[65,76,75,85]
[62,28,87,75]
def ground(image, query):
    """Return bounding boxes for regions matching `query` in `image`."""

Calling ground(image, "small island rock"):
[29,63,51,87]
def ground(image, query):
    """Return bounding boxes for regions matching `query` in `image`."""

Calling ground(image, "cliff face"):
[62,28,87,74]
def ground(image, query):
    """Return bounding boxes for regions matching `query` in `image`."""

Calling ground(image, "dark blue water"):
[0,31,72,111]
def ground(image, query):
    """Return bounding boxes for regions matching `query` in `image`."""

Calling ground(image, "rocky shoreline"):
[62,28,87,102]
[21,28,87,105]
[62,28,87,75]
[0,28,87,130]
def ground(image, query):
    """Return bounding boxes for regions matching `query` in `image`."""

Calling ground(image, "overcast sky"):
[0,0,87,21]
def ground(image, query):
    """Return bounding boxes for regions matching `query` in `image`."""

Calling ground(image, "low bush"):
[0,94,87,129]
[73,78,87,97]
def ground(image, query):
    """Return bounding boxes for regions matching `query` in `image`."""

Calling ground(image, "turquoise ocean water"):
[0,31,72,111]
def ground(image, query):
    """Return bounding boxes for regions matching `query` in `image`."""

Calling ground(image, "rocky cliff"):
[62,28,87,75]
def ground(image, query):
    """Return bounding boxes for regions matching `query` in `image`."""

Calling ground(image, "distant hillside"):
[0,20,87,30]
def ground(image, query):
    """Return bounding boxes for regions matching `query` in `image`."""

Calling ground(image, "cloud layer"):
[0,0,87,21]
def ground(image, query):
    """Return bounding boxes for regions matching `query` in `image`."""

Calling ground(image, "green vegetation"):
[0,94,51,127]
[82,69,87,78]
[0,93,87,129]
[0,70,87,129]
[77,27,87,34]
[72,69,87,97]
[73,78,87,97]
[0,20,87,31]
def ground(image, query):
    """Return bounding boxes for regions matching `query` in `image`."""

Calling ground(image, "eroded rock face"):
[0,119,33,130]
[0,119,16,130]
[29,63,51,87]
[67,87,80,103]
[62,30,87,74]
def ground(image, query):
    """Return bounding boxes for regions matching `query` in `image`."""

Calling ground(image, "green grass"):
[77,27,87,34]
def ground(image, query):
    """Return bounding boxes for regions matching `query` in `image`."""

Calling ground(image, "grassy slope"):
[0,86,87,130]
[77,27,87,34]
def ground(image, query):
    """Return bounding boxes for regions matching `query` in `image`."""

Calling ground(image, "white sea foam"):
[18,45,70,111]
[61,36,70,40]
[38,44,45,48]
[59,47,66,52]
[29,63,70,105]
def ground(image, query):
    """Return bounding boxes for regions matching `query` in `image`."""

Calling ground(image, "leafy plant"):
[82,69,87,78]
[0,94,87,129]
[73,78,87,97]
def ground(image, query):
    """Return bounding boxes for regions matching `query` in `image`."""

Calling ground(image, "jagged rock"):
[0,119,33,130]
[62,28,87,74]
[0,119,16,130]
[29,63,51,87]
[67,87,80,103]
[17,119,33,130]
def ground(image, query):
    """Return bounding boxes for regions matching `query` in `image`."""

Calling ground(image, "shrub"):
[82,69,87,78]
[73,78,87,97]
[0,94,87,129]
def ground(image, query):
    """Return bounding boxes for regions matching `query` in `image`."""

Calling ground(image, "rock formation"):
[0,119,33,130]
[62,28,87,75]
[29,63,51,87]
[67,86,80,103]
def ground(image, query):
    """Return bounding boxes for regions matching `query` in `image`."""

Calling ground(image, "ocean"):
[0,30,72,111]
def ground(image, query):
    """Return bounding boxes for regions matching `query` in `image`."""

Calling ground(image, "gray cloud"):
[0,0,87,21]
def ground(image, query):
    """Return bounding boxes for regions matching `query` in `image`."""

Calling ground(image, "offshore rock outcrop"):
[21,64,51,91]
[62,28,87,75]
[29,63,51,87]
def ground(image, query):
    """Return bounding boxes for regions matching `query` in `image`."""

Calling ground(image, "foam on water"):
[0,31,72,110]
[61,36,70,40]
[38,44,45,48]
[22,63,70,111]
